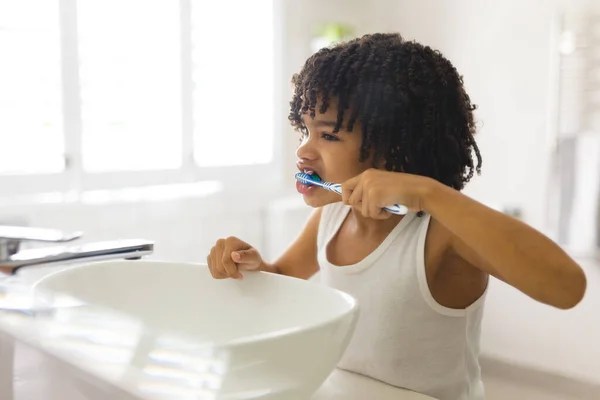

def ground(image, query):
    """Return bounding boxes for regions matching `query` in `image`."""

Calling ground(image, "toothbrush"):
[295,172,409,215]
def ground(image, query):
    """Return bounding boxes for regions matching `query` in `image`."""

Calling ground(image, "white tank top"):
[317,202,487,400]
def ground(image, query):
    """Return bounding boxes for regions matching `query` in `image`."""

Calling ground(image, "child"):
[207,33,586,400]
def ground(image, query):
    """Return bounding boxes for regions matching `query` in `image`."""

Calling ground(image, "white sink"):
[8,260,358,399]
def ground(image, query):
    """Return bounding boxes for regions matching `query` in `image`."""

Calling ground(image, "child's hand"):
[207,237,265,280]
[341,169,433,219]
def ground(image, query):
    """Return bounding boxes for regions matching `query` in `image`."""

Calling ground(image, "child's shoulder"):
[424,216,455,257]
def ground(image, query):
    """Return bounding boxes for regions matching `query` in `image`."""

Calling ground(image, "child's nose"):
[296,135,318,160]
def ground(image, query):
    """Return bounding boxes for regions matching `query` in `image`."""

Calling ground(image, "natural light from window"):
[78,0,182,172]
[0,0,276,183]
[0,0,64,175]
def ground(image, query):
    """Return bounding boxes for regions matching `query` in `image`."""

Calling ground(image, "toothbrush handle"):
[325,183,343,195]
[383,204,409,215]
[325,183,409,215]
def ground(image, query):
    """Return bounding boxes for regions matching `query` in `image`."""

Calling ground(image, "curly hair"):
[289,33,482,190]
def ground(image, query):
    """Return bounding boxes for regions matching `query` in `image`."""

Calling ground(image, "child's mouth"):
[296,169,321,195]
[304,169,321,181]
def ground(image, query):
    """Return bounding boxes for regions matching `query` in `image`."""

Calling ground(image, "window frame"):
[1,0,284,198]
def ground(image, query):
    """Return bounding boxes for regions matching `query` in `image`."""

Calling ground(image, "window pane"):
[0,0,64,175]
[78,0,181,172]
[191,1,274,167]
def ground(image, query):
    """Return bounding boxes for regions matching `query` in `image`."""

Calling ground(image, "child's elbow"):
[554,265,587,310]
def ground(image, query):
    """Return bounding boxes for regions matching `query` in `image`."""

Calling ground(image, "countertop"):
[11,341,435,400]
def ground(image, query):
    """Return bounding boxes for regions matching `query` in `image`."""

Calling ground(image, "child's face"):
[296,101,372,208]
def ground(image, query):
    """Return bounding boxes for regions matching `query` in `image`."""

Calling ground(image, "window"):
[0,0,64,175]
[78,0,182,172]
[0,0,278,196]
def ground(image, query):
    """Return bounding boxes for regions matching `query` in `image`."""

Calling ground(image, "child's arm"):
[424,181,587,309]
[341,169,586,309]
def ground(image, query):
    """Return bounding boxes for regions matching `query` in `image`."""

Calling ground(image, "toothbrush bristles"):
[296,172,319,186]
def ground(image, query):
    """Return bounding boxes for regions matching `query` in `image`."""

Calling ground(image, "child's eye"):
[321,133,339,142]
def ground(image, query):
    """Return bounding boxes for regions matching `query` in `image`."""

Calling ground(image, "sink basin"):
[25,260,359,399]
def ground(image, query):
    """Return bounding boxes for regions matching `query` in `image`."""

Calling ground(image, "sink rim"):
[31,259,360,348]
